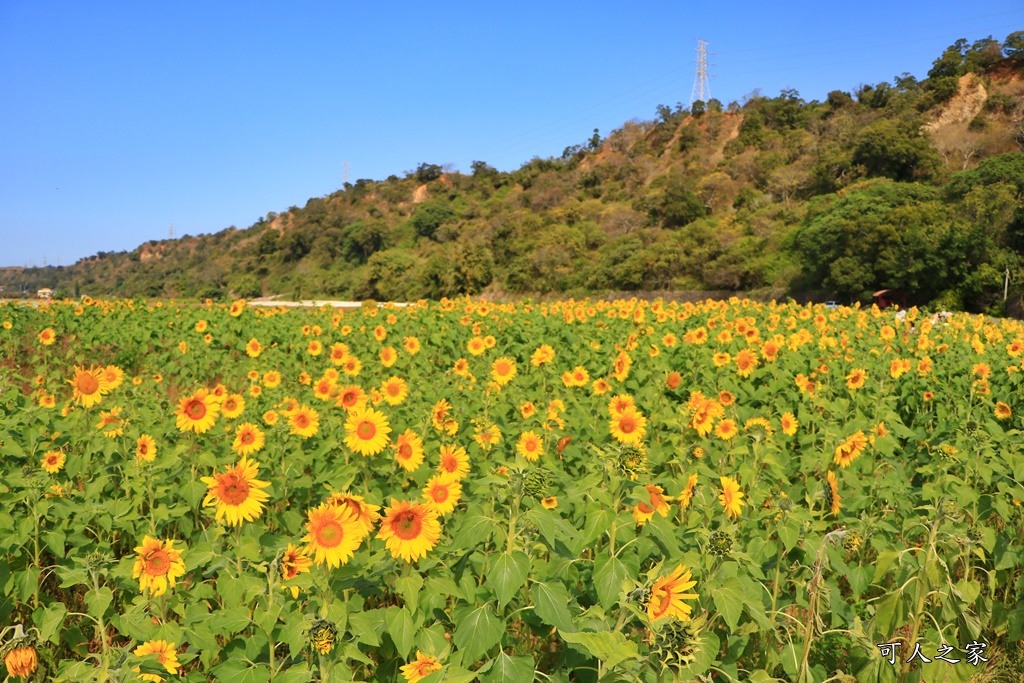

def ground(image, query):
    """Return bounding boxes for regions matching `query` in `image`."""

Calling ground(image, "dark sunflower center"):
[357,421,376,440]
[392,510,423,540]
[186,399,207,420]
[217,472,250,505]
[78,374,99,394]
[316,520,343,548]
[145,551,169,575]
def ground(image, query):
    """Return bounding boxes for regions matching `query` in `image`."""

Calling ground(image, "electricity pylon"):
[690,39,712,106]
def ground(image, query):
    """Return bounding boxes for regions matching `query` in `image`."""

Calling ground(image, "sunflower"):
[344,407,392,456]
[612,351,632,381]
[229,299,246,317]
[38,327,56,345]
[438,445,470,479]
[666,371,682,390]
[289,405,320,438]
[102,365,124,390]
[714,418,737,441]
[401,651,443,683]
[531,344,555,366]
[132,536,186,597]
[403,336,421,354]
[520,401,537,419]
[211,384,229,402]
[562,365,590,387]
[633,501,655,526]
[133,640,180,675]
[381,376,409,405]
[301,503,364,568]
[527,494,555,512]
[734,349,759,378]
[263,410,279,426]
[221,393,245,419]
[473,423,501,451]
[422,473,462,515]
[833,431,868,468]
[4,639,37,678]
[718,476,745,519]
[689,396,724,437]
[610,406,647,445]
[647,564,700,622]
[516,431,543,462]
[712,352,731,368]
[678,474,698,510]
[780,412,798,436]
[324,492,381,537]
[260,370,282,388]
[377,499,442,563]
[431,398,452,430]
[245,338,263,358]
[232,422,265,456]
[330,386,364,414]
[313,377,336,402]
[467,337,486,356]
[845,368,866,390]
[826,471,842,516]
[200,456,272,526]
[717,390,735,406]
[68,365,107,408]
[280,543,313,598]
[491,357,517,386]
[137,434,157,462]
[41,449,65,473]
[195,319,208,333]
[38,393,56,408]
[995,402,1012,419]
[645,485,673,517]
[369,347,395,370]
[342,355,362,376]
[608,394,636,417]
[592,377,612,395]
[308,339,324,356]
[393,429,425,472]
[175,388,220,434]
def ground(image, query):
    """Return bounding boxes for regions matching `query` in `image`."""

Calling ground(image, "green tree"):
[414,163,443,183]
[409,199,455,240]
[851,118,941,182]
[1005,31,1024,59]
[231,274,262,298]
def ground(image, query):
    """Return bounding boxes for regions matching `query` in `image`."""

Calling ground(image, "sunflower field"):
[1,297,1023,683]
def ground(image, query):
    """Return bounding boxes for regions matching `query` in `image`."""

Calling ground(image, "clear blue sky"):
[2,1,1022,267]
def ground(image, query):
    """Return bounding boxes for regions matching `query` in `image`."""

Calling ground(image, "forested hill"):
[4,35,1024,313]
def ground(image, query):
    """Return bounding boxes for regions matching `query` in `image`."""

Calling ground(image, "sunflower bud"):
[522,468,552,498]
[842,530,863,553]
[708,530,733,557]
[778,494,794,512]
[648,612,706,672]
[308,619,338,655]
[616,443,649,480]
[822,478,835,513]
